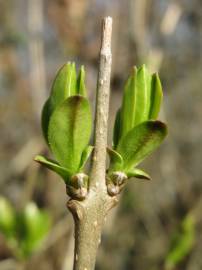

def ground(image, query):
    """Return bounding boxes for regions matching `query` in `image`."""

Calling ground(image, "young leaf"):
[41,63,77,142]
[20,203,51,257]
[149,73,163,119]
[120,68,137,138]
[51,62,77,105]
[127,168,151,180]
[77,65,86,96]
[0,197,16,239]
[113,108,121,149]
[34,155,71,183]
[107,147,123,171]
[116,120,167,170]
[48,96,92,174]
[133,65,151,125]
[79,145,93,170]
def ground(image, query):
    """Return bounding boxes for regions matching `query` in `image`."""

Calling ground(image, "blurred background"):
[0,0,202,269]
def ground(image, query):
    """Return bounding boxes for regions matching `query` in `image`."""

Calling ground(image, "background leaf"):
[48,96,92,173]
[0,197,16,239]
[18,203,51,258]
[165,214,195,269]
[117,120,167,171]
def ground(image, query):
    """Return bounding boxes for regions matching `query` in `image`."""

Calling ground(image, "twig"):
[90,16,112,188]
[67,17,117,270]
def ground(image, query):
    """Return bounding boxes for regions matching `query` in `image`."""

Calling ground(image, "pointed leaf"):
[51,62,77,105]
[34,155,70,182]
[120,67,137,138]
[127,168,151,180]
[133,65,151,125]
[117,121,167,170]
[107,147,123,171]
[41,63,77,142]
[48,96,92,173]
[77,65,86,96]
[41,98,52,142]
[113,108,121,149]
[149,73,163,119]
[79,145,93,170]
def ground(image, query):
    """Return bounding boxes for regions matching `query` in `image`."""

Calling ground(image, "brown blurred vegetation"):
[0,0,202,269]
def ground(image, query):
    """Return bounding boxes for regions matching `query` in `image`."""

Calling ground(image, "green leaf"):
[51,62,77,105]
[48,96,92,174]
[76,65,86,96]
[133,65,151,125]
[127,168,151,180]
[120,67,137,138]
[116,120,167,170]
[149,73,163,119]
[34,155,71,183]
[0,197,16,239]
[107,147,123,172]
[19,203,51,257]
[41,62,77,142]
[113,108,121,149]
[165,215,195,269]
[79,145,93,170]
[41,99,52,142]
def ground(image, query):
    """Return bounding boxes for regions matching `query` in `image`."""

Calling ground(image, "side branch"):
[90,17,112,188]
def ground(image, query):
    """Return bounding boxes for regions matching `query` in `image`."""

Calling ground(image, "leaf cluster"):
[0,197,51,259]
[35,63,92,199]
[107,65,167,194]
[35,63,167,198]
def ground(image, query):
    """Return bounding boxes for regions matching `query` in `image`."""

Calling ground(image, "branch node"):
[66,199,84,221]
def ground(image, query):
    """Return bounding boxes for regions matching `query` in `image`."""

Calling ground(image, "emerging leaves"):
[108,65,167,195]
[35,62,167,199]
[113,65,163,148]
[35,62,92,200]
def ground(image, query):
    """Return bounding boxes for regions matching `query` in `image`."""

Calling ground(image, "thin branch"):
[90,17,112,188]
[69,17,114,270]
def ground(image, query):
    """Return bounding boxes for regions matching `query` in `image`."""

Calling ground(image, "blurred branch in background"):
[28,0,47,119]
